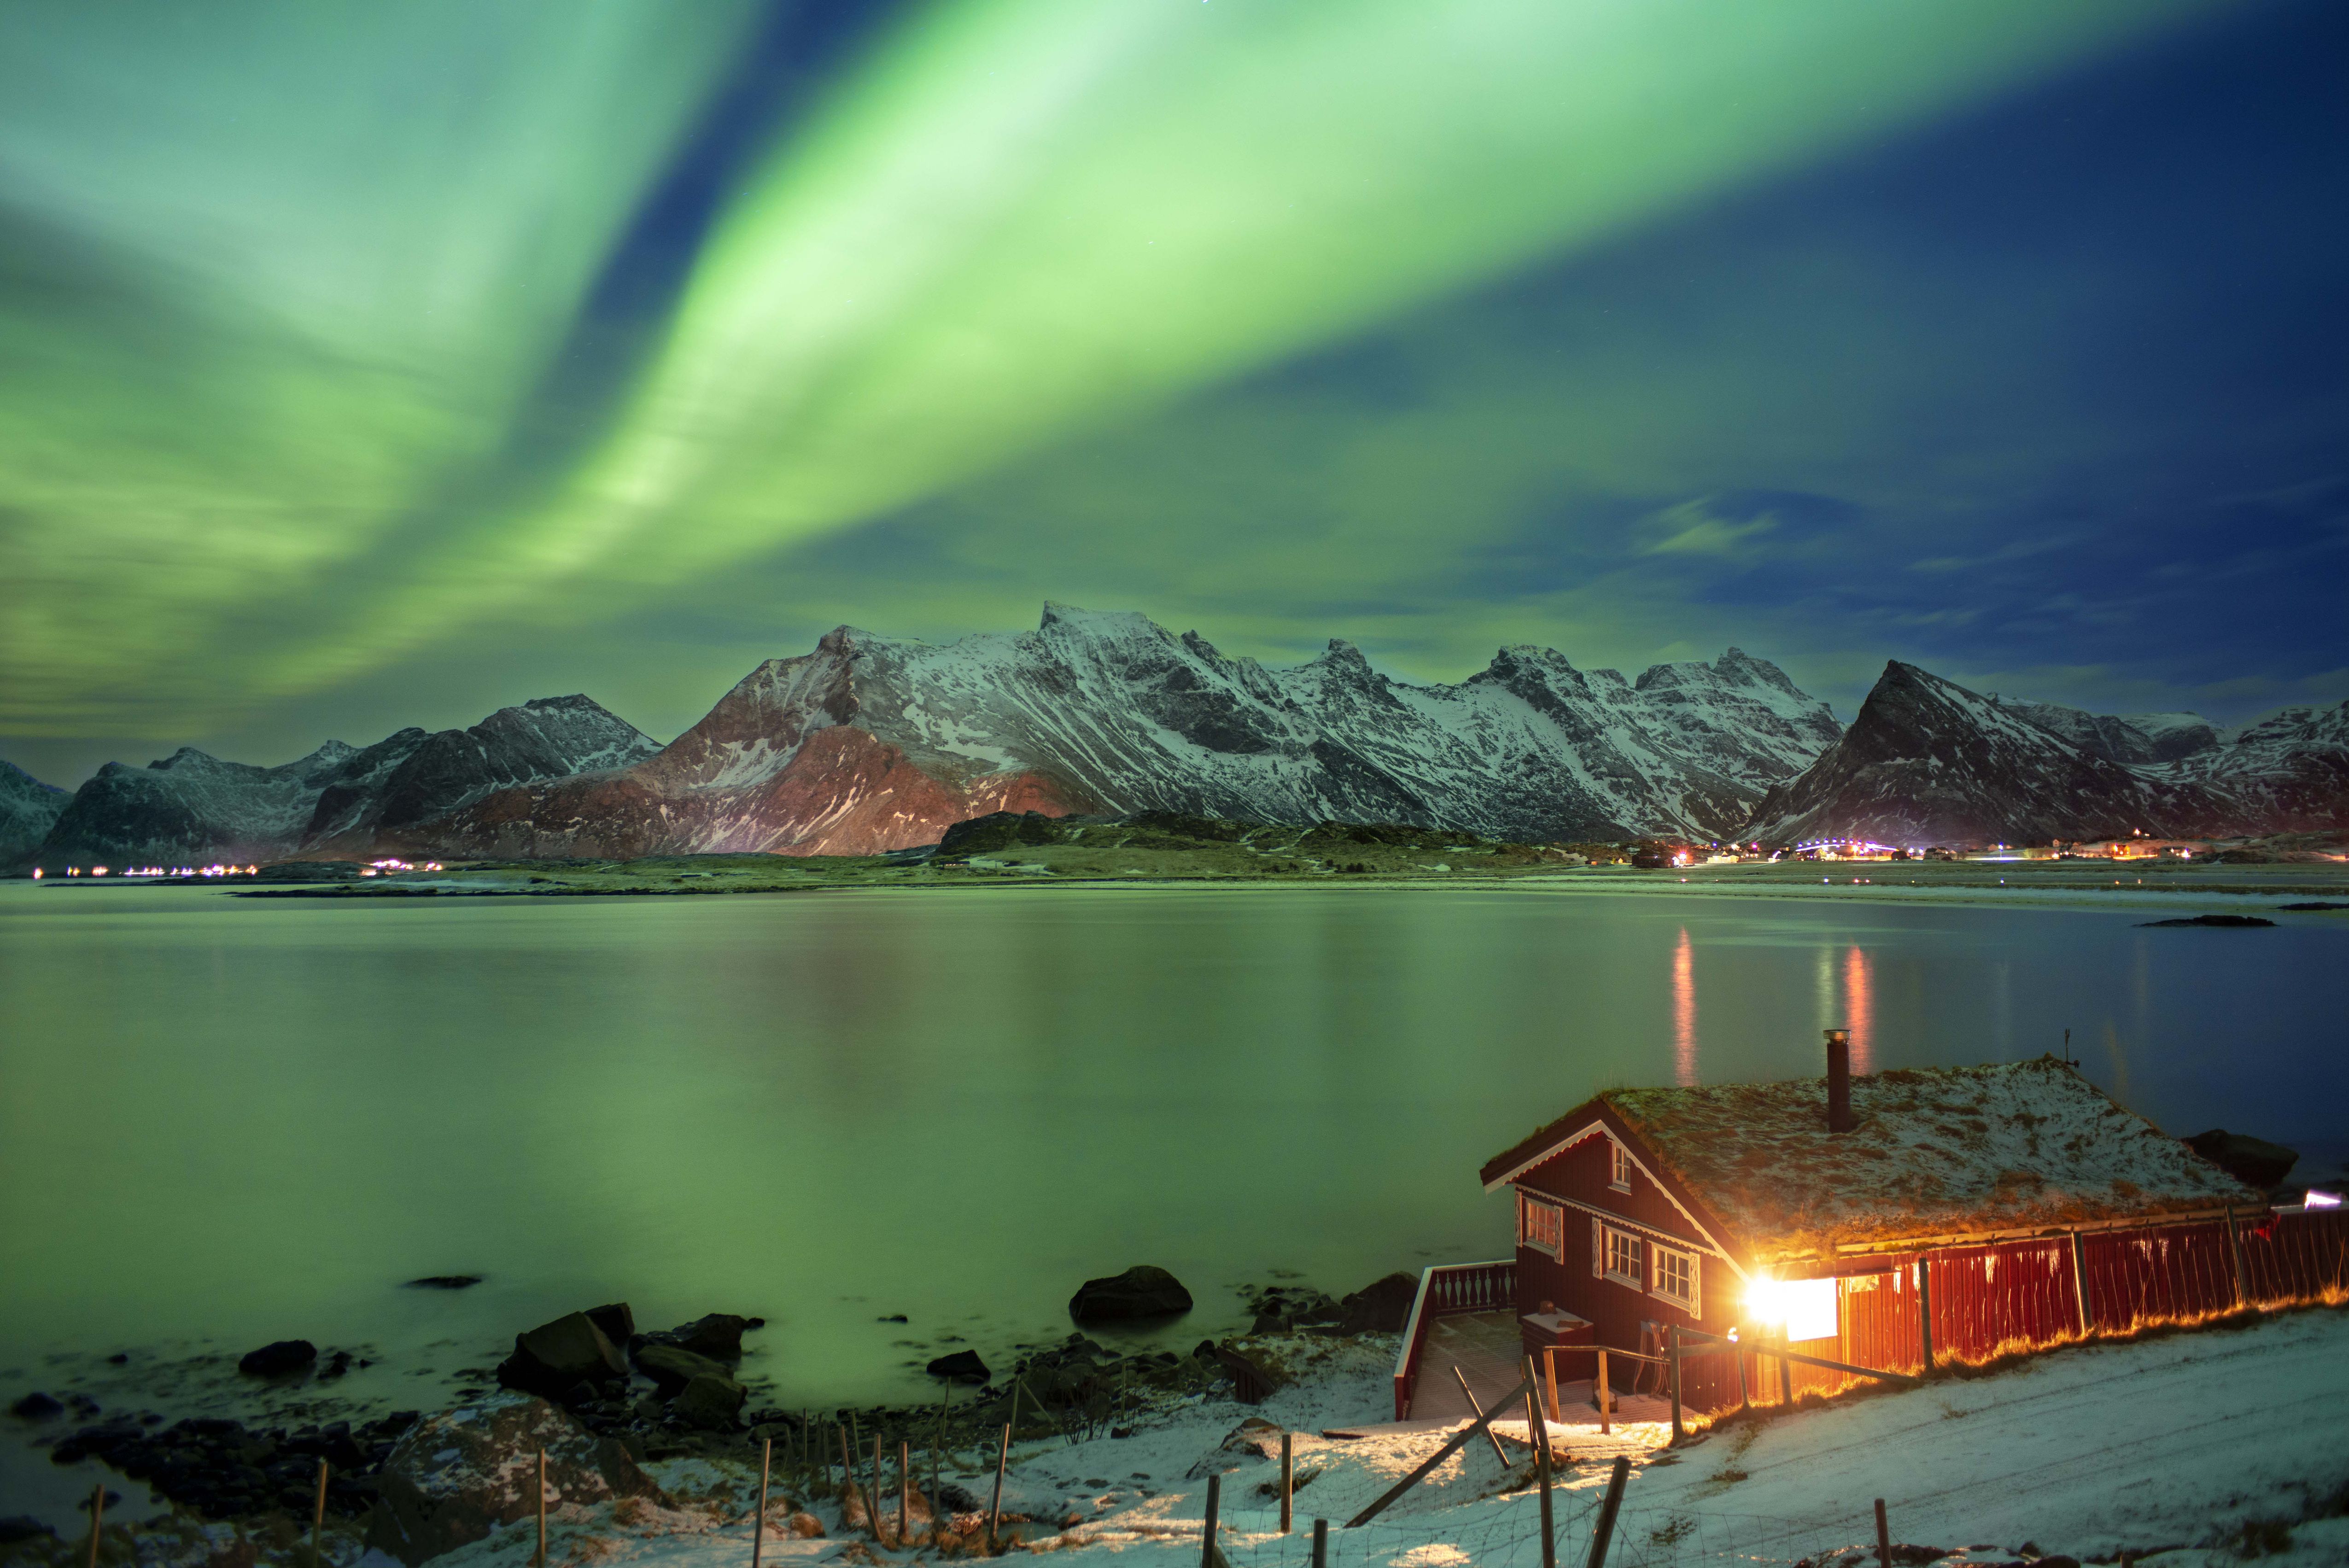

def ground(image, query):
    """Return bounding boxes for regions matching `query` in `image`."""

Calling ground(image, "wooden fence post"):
[1544,1346,1561,1424]
[1874,1498,1891,1567]
[1595,1350,1611,1437]
[752,1439,770,1568]
[1916,1256,1935,1373]
[86,1483,105,1568]
[1734,1338,1750,1414]
[310,1460,328,1568]
[1200,1474,1220,1568]
[1280,1432,1292,1534]
[534,1450,547,1568]
[2225,1207,2248,1306]
[1666,1324,1684,1443]
[1520,1357,1546,1466]
[2070,1231,2092,1335]
[871,1433,885,1542]
[1536,1409,1556,1568]
[1776,1329,1794,1407]
[1587,1456,1630,1568]
[899,1439,911,1547]
[987,1423,1009,1552]
[1311,1519,1328,1568]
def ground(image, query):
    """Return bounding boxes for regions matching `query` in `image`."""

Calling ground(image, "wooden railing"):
[1392,1258,1517,1419]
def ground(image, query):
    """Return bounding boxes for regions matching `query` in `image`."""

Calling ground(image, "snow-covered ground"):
[261,1306,2349,1568]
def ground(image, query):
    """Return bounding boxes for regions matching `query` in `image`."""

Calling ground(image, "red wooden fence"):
[1677,1207,2348,1417]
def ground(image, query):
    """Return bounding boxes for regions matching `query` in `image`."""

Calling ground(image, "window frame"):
[1599,1224,1644,1290]
[1518,1191,1566,1263]
[1650,1242,1700,1314]
[1608,1142,1633,1193]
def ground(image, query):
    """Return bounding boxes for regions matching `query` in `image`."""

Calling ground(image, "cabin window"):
[1601,1225,1643,1289]
[1518,1192,1565,1262]
[1651,1245,1699,1314]
[1609,1143,1633,1192]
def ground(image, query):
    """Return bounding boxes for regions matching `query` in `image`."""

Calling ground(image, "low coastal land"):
[147,815,2349,909]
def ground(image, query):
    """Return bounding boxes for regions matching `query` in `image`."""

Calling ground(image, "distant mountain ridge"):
[23,696,657,871]
[411,604,1842,857]
[8,609,2343,870]
[1747,662,2349,845]
[1,758,70,868]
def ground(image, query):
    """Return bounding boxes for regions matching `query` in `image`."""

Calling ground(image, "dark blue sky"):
[2,0,2342,782]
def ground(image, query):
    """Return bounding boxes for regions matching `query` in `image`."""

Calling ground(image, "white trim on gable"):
[1492,1118,1751,1283]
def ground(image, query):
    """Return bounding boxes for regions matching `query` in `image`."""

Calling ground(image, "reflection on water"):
[1845,944,1875,1075]
[1671,927,1697,1084]
[0,882,2338,1424]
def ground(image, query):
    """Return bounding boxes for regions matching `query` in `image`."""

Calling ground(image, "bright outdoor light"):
[1744,1276,1838,1341]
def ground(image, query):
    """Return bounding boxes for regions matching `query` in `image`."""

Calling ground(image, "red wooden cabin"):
[1467,1038,2278,1416]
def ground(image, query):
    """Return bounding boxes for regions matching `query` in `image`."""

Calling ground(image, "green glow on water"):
[0,882,2334,1435]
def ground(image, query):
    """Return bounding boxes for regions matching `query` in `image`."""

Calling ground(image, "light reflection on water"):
[0,882,2338,1430]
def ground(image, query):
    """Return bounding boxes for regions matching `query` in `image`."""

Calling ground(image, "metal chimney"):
[1824,1029,1853,1133]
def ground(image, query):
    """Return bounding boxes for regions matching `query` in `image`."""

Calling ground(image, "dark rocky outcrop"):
[494,1313,626,1401]
[585,1303,636,1345]
[1335,1272,1420,1334]
[926,1350,990,1383]
[2186,1130,2299,1190]
[364,1394,663,1566]
[236,1341,317,1378]
[1069,1266,1193,1323]
[9,1392,64,1420]
[635,1312,748,1361]
[672,1373,748,1431]
[631,1344,728,1398]
[404,1275,483,1290]
[2137,914,2275,928]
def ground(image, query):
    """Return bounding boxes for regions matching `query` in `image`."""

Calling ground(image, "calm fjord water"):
[1,881,2339,1424]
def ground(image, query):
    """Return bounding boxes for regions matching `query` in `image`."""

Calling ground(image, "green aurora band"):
[0,0,2220,737]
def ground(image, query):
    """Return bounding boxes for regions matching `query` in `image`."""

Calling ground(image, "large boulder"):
[672,1374,747,1431]
[2186,1130,2299,1190]
[645,1313,749,1361]
[632,1343,729,1397]
[1068,1266,1192,1323]
[496,1313,627,1402]
[364,1393,663,1566]
[238,1341,318,1378]
[584,1303,635,1346]
[1336,1273,1420,1334]
[926,1350,989,1383]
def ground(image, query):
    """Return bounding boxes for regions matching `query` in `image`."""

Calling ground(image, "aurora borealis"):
[3,0,2343,781]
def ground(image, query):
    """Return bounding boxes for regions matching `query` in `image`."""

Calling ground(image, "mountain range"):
[5,607,2343,870]
[1747,661,2348,847]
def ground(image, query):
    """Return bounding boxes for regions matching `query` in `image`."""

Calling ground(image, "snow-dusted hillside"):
[31,696,657,869]
[1747,662,2349,846]
[0,758,70,871]
[420,606,1843,858]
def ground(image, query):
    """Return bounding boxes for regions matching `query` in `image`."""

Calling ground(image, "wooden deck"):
[1404,1310,1677,1430]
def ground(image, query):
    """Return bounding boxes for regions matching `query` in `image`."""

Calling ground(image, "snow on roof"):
[1598,1057,2261,1261]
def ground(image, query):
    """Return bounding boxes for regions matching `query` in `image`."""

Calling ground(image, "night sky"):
[3,0,2343,785]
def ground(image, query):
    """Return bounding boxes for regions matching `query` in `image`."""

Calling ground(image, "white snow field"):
[394,1306,2349,1568]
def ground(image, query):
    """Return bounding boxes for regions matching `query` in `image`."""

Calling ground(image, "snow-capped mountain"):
[1744,662,2349,845]
[419,605,1842,857]
[29,696,658,870]
[1991,699,2220,765]
[0,758,70,870]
